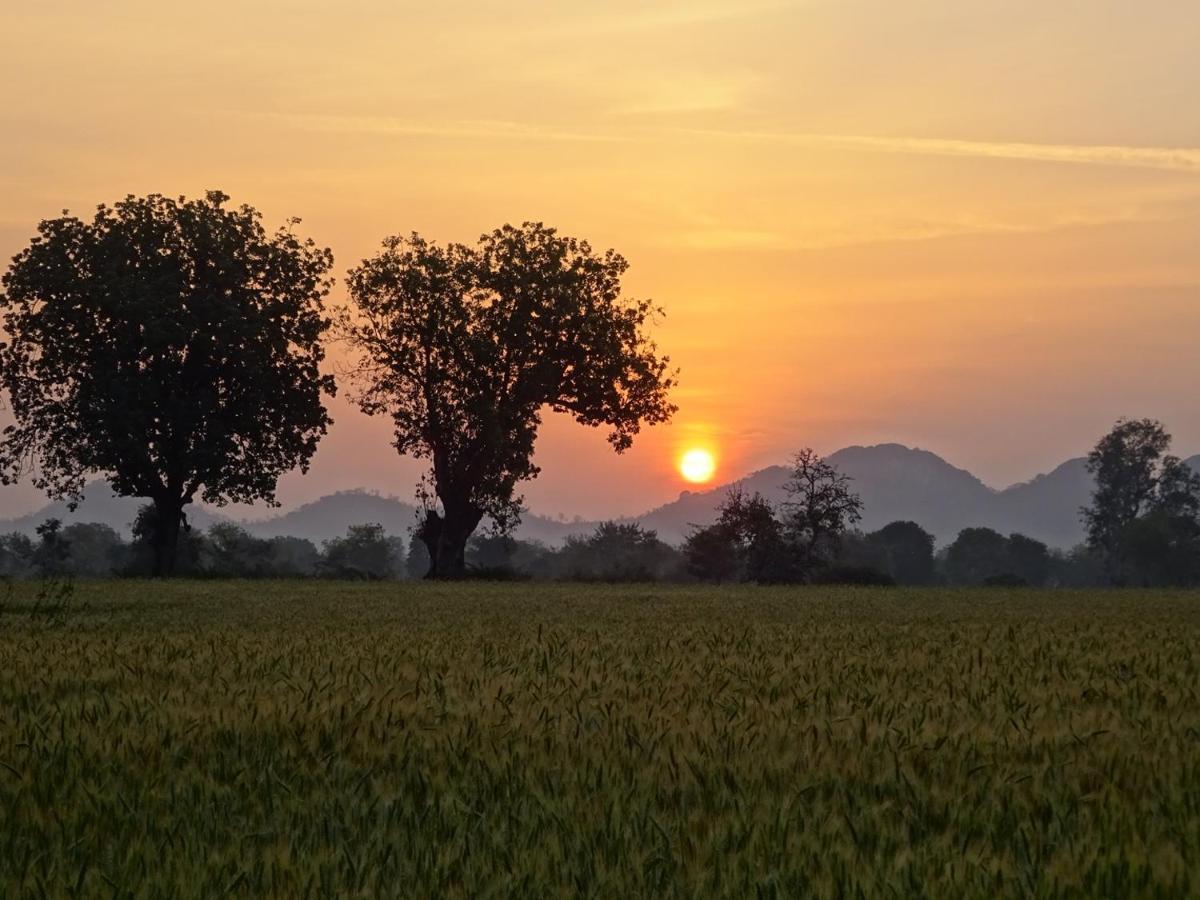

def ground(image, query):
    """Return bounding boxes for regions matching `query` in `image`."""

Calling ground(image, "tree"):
[557,522,681,582]
[780,448,864,577]
[320,524,402,580]
[0,192,336,576]
[1006,533,1051,587]
[340,223,676,579]
[942,527,1012,585]
[684,488,791,583]
[1083,418,1200,584]
[867,521,935,585]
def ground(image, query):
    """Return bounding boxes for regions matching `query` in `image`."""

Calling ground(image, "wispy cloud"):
[256,113,630,144]
[678,129,1200,173]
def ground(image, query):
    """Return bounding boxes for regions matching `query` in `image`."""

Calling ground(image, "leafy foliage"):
[1083,418,1200,584]
[0,192,336,574]
[340,223,676,577]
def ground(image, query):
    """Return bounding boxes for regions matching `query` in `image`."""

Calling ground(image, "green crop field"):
[1,580,1198,898]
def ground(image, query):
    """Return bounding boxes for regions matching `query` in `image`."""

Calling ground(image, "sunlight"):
[679,447,717,484]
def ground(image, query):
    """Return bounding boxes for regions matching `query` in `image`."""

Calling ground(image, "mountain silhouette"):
[2,446,1197,549]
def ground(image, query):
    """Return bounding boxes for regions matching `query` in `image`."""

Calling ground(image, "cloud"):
[256,113,629,144]
[678,129,1200,173]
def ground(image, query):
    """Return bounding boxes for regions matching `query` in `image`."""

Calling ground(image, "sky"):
[1,0,1199,520]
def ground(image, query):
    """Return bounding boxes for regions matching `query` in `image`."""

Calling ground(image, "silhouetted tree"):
[943,527,1012,585]
[1006,533,1052,587]
[320,524,402,580]
[340,223,676,578]
[867,521,936,585]
[1083,418,1200,584]
[0,533,35,578]
[33,519,69,576]
[684,488,791,583]
[780,448,864,577]
[557,522,681,582]
[0,192,336,576]
[203,523,272,578]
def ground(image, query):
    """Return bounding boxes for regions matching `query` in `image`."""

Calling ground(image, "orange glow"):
[679,448,717,484]
[1,2,1199,521]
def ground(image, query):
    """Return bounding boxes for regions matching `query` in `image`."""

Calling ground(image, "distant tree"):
[340,224,676,579]
[866,521,935,585]
[558,522,681,582]
[685,488,792,584]
[59,522,127,577]
[405,534,431,579]
[466,533,550,579]
[1083,418,1200,584]
[203,523,271,578]
[0,192,336,576]
[1121,510,1200,587]
[780,449,864,577]
[943,527,1013,585]
[321,524,401,580]
[0,533,35,578]
[1006,533,1052,587]
[264,536,322,578]
[33,519,70,576]
[683,521,743,583]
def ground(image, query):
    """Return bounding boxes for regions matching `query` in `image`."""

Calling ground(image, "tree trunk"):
[151,496,184,578]
[420,504,484,579]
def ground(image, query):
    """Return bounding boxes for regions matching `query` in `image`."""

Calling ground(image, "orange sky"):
[2,1,1199,519]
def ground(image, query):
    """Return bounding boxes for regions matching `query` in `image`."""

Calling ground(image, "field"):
[1,581,1198,898]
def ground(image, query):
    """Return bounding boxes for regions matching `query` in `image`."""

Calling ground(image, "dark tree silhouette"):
[943,527,1012,585]
[0,192,336,575]
[340,223,676,578]
[867,520,935,585]
[684,488,790,583]
[1083,418,1200,584]
[780,448,864,575]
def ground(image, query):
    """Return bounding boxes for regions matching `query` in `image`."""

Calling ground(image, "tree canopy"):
[0,191,336,574]
[1083,418,1200,585]
[340,222,676,578]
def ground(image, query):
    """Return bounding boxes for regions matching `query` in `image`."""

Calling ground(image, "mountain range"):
[3,444,1197,549]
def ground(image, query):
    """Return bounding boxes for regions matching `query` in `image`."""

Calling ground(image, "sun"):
[679,448,717,484]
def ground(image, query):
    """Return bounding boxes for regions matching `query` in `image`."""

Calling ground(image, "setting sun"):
[679,448,717,484]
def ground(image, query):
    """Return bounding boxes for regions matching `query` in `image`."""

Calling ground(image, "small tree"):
[340,223,676,578]
[780,448,864,576]
[0,192,336,576]
[1083,418,1200,584]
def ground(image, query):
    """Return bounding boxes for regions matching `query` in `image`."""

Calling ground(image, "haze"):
[2,0,1199,520]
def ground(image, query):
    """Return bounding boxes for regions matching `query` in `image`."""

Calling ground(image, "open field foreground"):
[1,582,1198,898]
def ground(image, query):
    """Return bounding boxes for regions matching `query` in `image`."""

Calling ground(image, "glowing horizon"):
[2,1,1200,520]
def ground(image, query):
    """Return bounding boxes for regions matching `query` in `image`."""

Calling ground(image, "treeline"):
[0,513,1118,587]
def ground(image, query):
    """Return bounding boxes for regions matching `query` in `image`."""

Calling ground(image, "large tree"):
[0,192,336,575]
[341,223,676,578]
[1083,418,1200,585]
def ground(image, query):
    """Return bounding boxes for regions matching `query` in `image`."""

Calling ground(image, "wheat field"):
[0,580,1197,898]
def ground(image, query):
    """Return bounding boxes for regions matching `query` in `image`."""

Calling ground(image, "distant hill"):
[2,447,1197,549]
[605,446,1200,548]
[0,481,224,536]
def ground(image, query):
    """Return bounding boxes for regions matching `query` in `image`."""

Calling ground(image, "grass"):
[0,580,1198,898]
